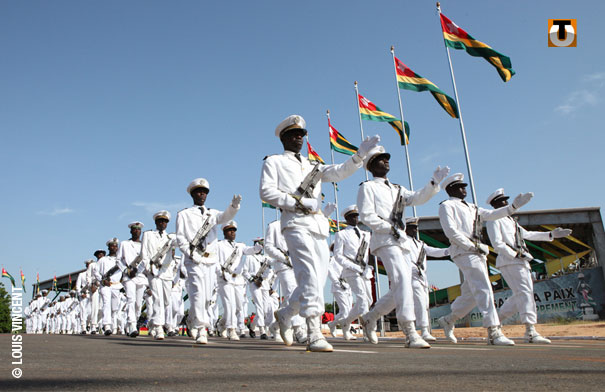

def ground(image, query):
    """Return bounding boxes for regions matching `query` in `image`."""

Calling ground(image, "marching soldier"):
[118,221,147,338]
[245,238,274,339]
[215,221,260,340]
[357,145,449,348]
[76,259,94,334]
[94,238,123,336]
[260,114,379,352]
[90,249,106,334]
[485,188,572,344]
[176,177,241,344]
[404,217,449,342]
[437,174,533,346]
[141,211,177,340]
[327,248,353,339]
[264,219,305,343]
[331,205,373,341]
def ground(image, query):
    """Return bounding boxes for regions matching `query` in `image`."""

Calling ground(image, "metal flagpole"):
[326,110,341,229]
[390,45,417,218]
[436,2,478,204]
[261,203,265,245]
[355,81,384,335]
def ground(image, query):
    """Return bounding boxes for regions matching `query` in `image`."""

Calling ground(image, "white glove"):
[396,228,407,241]
[551,227,572,238]
[511,192,533,210]
[431,165,450,184]
[356,135,381,159]
[231,194,242,208]
[322,202,337,217]
[300,198,319,212]
[191,252,203,265]
[253,243,263,253]
[476,243,490,255]
[518,251,533,262]
[352,263,364,274]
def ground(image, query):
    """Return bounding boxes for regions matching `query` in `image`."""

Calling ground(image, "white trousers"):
[498,263,537,325]
[90,290,100,328]
[100,286,121,328]
[342,275,373,325]
[171,289,185,330]
[371,245,415,323]
[249,284,267,327]
[79,297,90,330]
[185,260,211,329]
[123,279,147,325]
[332,286,352,325]
[218,282,238,329]
[412,275,430,328]
[282,228,329,318]
[448,253,500,328]
[150,278,172,328]
[276,269,304,327]
[235,284,247,331]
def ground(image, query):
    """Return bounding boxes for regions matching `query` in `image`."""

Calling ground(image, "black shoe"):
[104,329,112,336]
[260,334,268,340]
[129,330,139,338]
[91,330,97,335]
[167,331,176,337]
[249,329,256,338]
[240,334,246,339]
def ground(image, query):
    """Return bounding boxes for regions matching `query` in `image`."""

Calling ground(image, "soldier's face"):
[130,227,141,240]
[369,155,390,177]
[448,184,467,199]
[108,243,118,254]
[345,213,359,226]
[280,129,306,153]
[155,218,169,232]
[223,228,237,241]
[405,225,418,238]
[491,198,508,209]
[191,187,209,206]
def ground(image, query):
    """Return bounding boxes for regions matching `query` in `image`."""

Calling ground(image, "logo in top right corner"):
[548,19,577,47]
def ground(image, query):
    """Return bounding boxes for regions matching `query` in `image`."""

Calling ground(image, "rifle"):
[277,248,293,268]
[414,244,427,278]
[221,247,240,280]
[513,217,531,259]
[150,237,174,271]
[124,254,144,279]
[102,261,121,285]
[338,277,349,290]
[189,215,214,258]
[290,164,322,215]
[471,206,482,248]
[251,260,270,287]
[351,235,369,275]
[390,185,406,240]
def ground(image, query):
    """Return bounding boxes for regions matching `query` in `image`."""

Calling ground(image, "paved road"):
[2,334,605,391]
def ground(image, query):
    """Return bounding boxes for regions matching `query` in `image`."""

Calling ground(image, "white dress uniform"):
[94,253,123,332]
[75,269,90,333]
[333,225,373,336]
[357,178,439,328]
[117,239,147,333]
[438,197,515,328]
[215,239,256,333]
[327,255,352,329]
[170,260,186,334]
[406,237,448,331]
[88,260,101,332]
[141,230,177,336]
[264,220,304,330]
[245,253,274,333]
[176,203,239,328]
[487,216,552,325]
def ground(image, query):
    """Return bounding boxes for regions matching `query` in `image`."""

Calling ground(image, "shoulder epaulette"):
[439,200,447,205]
[359,180,370,186]
[263,154,277,161]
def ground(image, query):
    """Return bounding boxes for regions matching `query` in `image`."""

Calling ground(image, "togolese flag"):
[261,200,276,209]
[53,275,57,292]
[307,141,325,164]
[2,268,16,287]
[329,120,358,156]
[328,218,347,234]
[20,270,26,292]
[394,56,459,118]
[358,93,410,145]
[440,13,515,82]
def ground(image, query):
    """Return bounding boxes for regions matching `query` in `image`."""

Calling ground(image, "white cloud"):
[555,89,599,115]
[583,72,605,83]
[38,207,75,216]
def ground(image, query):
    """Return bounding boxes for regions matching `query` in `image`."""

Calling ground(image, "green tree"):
[0,282,11,333]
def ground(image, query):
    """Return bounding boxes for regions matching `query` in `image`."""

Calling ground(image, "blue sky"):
[1,1,603,300]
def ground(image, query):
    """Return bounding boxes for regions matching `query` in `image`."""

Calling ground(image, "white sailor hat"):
[405,217,420,226]
[187,178,210,194]
[84,258,94,265]
[70,290,76,295]
[486,188,509,205]
[443,173,468,190]
[42,289,48,294]
[222,220,237,231]
[153,210,171,221]
[128,221,144,229]
[275,115,307,138]
[253,237,263,243]
[342,204,358,218]
[364,145,390,170]
[106,237,119,246]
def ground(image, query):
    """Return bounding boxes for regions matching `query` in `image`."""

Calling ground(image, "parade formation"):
[22,113,574,353]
